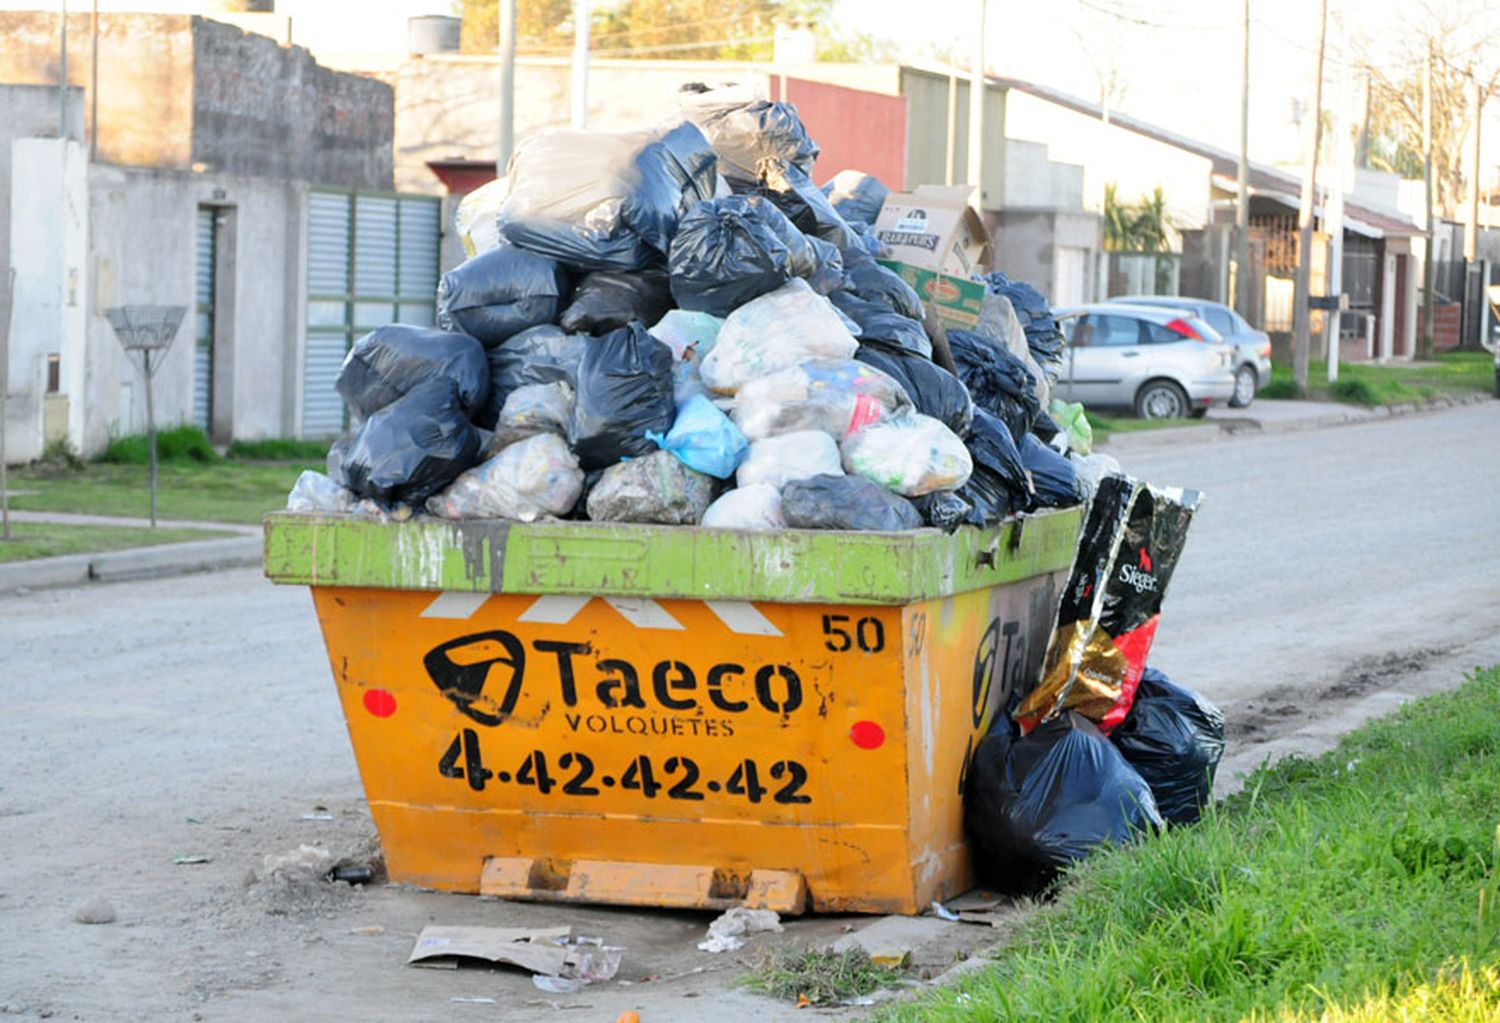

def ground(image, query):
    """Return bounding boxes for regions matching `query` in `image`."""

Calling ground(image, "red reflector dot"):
[363,689,397,718]
[850,720,885,750]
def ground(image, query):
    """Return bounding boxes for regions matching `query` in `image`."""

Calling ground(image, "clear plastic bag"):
[454,176,507,258]
[1049,398,1094,455]
[425,433,583,522]
[700,279,858,394]
[649,309,722,363]
[584,449,715,525]
[646,393,747,480]
[1069,451,1122,502]
[700,483,786,531]
[491,381,574,449]
[731,358,912,441]
[736,430,843,491]
[842,414,973,497]
[286,470,355,514]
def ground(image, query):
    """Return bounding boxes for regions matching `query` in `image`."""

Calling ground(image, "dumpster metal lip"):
[262,508,1083,605]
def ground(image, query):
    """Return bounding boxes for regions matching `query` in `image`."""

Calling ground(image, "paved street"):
[2,402,1498,1021]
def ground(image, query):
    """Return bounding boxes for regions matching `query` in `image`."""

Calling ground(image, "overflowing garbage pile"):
[287,85,1107,532]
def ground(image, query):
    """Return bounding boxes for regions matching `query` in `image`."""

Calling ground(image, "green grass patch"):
[0,522,235,562]
[1088,411,1209,443]
[99,425,219,465]
[886,665,1500,1023]
[748,947,906,1006]
[5,460,318,524]
[226,437,334,461]
[1266,352,1491,406]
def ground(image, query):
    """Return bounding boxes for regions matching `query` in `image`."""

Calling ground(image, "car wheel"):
[1134,379,1190,419]
[1228,365,1257,408]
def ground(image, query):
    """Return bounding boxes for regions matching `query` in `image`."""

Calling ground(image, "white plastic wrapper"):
[454,176,508,258]
[1069,452,1123,502]
[286,470,355,514]
[842,414,973,497]
[491,381,574,450]
[700,483,786,531]
[425,433,583,522]
[699,279,857,394]
[732,359,913,441]
[736,430,843,491]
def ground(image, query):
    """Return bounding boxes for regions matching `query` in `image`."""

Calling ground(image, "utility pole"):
[496,0,516,175]
[1420,45,1435,360]
[1465,75,1482,262]
[59,0,68,139]
[945,73,958,186]
[967,0,988,209]
[1,272,14,543]
[89,0,98,160]
[1292,0,1328,392]
[1324,20,1350,385]
[1235,0,1252,320]
[570,0,589,130]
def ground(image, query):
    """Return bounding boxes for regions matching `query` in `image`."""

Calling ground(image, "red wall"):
[782,77,907,190]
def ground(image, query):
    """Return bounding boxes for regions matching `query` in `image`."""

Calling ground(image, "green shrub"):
[1258,379,1304,400]
[226,437,331,461]
[99,425,219,464]
[1329,377,1381,405]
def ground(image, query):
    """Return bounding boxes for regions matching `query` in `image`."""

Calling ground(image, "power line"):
[1072,0,1229,33]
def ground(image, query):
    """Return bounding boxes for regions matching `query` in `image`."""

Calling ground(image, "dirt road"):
[2,402,1497,1021]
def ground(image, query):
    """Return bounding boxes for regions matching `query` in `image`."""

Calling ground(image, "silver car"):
[1105,295,1274,407]
[1053,304,1237,419]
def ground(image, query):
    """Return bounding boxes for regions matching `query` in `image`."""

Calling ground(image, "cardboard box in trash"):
[874,184,994,328]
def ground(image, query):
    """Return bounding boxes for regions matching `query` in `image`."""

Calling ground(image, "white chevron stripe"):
[604,597,685,631]
[704,600,783,636]
[419,591,491,620]
[517,594,593,625]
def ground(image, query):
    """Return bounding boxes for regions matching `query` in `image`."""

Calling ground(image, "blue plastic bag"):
[647,393,748,480]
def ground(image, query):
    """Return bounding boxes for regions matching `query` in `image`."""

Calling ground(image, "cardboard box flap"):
[873,186,994,278]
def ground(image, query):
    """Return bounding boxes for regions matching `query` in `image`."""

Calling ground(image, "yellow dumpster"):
[263,510,1082,915]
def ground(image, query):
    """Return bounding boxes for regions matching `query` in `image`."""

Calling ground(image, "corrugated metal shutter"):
[302,192,352,437]
[193,207,215,432]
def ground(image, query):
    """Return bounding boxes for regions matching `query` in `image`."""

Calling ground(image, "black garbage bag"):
[558,269,674,335]
[619,121,719,255]
[947,329,1042,443]
[668,195,830,316]
[1031,410,1061,444]
[981,271,1067,382]
[821,170,890,227]
[570,323,676,471]
[913,490,970,532]
[847,220,892,259]
[802,234,846,295]
[842,258,924,321]
[1019,433,1082,509]
[834,294,931,358]
[758,163,860,250]
[477,325,588,431]
[436,246,568,348]
[336,324,489,421]
[855,342,972,435]
[1110,668,1225,825]
[680,93,819,187]
[332,378,483,504]
[965,713,1163,896]
[966,408,1030,497]
[781,474,923,532]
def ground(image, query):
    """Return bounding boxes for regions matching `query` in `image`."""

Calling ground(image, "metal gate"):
[194,207,216,432]
[302,190,441,437]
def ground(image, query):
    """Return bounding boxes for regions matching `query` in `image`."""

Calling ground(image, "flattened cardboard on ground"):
[874,184,994,328]
[408,925,575,974]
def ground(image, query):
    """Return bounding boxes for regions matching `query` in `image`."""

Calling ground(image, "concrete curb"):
[0,536,261,594]
[1101,391,1494,452]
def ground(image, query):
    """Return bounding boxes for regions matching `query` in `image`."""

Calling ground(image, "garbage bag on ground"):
[965,713,1163,896]
[736,430,843,491]
[425,433,583,522]
[1015,475,1203,734]
[1050,399,1093,455]
[618,121,719,255]
[980,271,1067,385]
[286,470,355,514]
[1019,433,1083,509]
[491,381,574,449]
[1110,668,1225,825]
[946,328,1042,444]
[953,408,1030,526]
[821,170,890,227]
[478,325,588,431]
[678,89,819,188]
[842,414,973,497]
[570,324,677,471]
[700,483,786,531]
[668,195,832,316]
[646,393,748,480]
[455,176,507,258]
[731,358,913,441]
[854,342,973,436]
[336,324,489,421]
[331,378,483,504]
[1070,451,1122,502]
[584,449,715,525]
[558,269,674,335]
[831,292,931,358]
[913,490,971,533]
[781,474,924,532]
[436,246,568,348]
[700,279,858,394]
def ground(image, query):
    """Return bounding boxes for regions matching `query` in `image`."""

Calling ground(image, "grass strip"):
[0,522,235,562]
[6,461,317,525]
[885,665,1500,1023]
[1261,352,1492,405]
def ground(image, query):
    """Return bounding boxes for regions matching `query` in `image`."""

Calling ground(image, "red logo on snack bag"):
[924,277,960,303]
[847,394,883,434]
[1139,548,1152,571]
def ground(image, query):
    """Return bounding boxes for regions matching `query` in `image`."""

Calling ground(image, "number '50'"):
[821,614,885,653]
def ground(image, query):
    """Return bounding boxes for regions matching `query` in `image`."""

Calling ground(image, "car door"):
[1060,313,1147,408]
